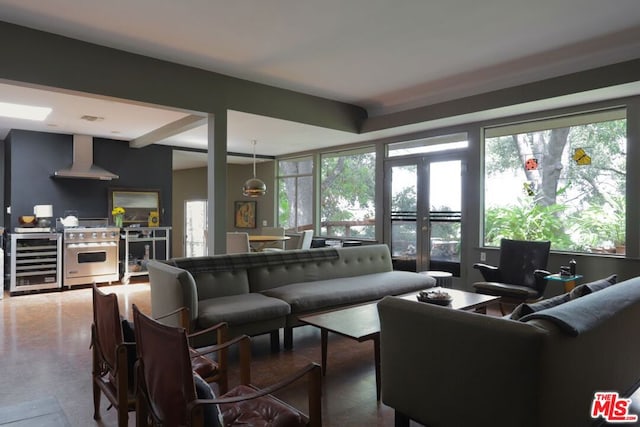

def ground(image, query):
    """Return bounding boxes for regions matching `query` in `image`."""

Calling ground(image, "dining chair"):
[298,229,314,250]
[226,232,250,254]
[261,226,286,251]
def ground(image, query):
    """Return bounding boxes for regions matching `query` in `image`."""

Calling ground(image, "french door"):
[184,199,208,257]
[384,155,463,274]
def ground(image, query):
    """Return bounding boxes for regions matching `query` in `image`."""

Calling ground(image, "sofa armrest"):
[377,296,545,427]
[147,260,199,328]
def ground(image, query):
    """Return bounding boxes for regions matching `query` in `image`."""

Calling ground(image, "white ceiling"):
[0,0,639,168]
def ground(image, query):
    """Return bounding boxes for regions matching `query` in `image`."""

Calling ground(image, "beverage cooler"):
[9,232,62,294]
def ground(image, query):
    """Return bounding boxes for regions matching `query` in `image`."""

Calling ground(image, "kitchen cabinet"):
[121,227,171,284]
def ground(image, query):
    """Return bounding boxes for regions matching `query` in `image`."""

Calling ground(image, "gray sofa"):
[377,276,640,427]
[147,244,435,349]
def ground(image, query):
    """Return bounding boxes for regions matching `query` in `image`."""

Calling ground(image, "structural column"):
[207,111,228,255]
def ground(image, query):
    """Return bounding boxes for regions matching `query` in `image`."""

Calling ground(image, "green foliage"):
[485,198,573,249]
[321,152,376,221]
[391,186,417,212]
[278,179,290,227]
[484,117,627,253]
[571,195,625,248]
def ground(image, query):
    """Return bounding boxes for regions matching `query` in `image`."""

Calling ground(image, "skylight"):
[0,101,51,121]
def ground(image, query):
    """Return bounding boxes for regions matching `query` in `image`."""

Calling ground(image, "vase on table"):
[114,214,123,228]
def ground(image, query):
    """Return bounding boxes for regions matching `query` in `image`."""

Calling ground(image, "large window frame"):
[482,107,627,256]
[319,146,377,239]
[277,156,314,232]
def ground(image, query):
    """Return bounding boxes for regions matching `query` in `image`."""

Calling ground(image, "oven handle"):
[65,242,117,249]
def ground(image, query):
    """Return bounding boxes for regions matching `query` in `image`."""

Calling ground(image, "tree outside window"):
[484,109,626,254]
[320,147,376,239]
[278,157,313,232]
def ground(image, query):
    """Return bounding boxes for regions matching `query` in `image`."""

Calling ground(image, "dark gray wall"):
[5,129,172,228]
[0,21,366,133]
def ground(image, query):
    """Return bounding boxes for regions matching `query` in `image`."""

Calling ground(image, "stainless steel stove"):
[62,219,120,287]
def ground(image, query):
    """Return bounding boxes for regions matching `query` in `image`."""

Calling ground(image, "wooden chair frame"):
[133,305,322,427]
[91,284,136,427]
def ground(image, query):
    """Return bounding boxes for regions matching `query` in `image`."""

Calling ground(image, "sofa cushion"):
[262,271,435,313]
[520,276,640,336]
[510,293,571,320]
[197,293,290,329]
[192,269,251,300]
[569,274,617,299]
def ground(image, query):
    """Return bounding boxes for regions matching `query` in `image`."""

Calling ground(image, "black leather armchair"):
[472,239,551,313]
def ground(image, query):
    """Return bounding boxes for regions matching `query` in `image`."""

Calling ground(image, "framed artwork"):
[234,200,257,228]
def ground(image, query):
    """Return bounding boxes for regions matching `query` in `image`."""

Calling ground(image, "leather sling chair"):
[132,304,322,427]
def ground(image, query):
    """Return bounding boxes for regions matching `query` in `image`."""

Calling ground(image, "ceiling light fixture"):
[0,101,51,121]
[242,139,267,198]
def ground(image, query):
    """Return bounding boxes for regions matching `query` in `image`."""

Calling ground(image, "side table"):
[420,270,453,288]
[544,273,583,293]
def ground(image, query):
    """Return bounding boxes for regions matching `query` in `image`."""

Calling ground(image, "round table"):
[248,235,291,251]
[420,270,453,288]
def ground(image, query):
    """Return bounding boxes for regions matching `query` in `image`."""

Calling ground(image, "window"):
[277,157,313,232]
[483,108,627,254]
[320,146,376,239]
[387,133,468,157]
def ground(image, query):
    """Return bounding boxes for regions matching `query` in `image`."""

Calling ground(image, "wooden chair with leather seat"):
[92,285,230,427]
[297,229,314,250]
[472,238,551,314]
[91,283,137,427]
[132,304,322,427]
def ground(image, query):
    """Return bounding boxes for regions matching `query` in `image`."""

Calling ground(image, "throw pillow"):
[510,293,571,320]
[569,274,617,299]
[193,373,224,427]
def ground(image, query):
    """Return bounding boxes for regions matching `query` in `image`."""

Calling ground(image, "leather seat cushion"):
[220,384,307,427]
[473,281,539,299]
[190,348,218,379]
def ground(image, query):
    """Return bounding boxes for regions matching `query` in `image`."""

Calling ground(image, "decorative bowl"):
[417,290,453,305]
[18,215,36,226]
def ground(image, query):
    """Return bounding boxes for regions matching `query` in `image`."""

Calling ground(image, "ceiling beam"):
[129,114,206,148]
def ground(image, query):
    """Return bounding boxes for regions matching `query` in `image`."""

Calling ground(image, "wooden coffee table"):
[298,287,500,400]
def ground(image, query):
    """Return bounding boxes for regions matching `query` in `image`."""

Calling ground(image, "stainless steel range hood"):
[53,134,119,180]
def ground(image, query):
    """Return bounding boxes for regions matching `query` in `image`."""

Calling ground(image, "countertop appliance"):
[61,218,120,287]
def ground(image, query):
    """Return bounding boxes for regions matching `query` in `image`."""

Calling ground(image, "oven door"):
[64,241,118,284]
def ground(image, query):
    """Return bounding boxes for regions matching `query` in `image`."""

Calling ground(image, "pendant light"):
[242,139,267,197]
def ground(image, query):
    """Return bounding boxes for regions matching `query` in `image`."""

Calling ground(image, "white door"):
[184,200,208,257]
